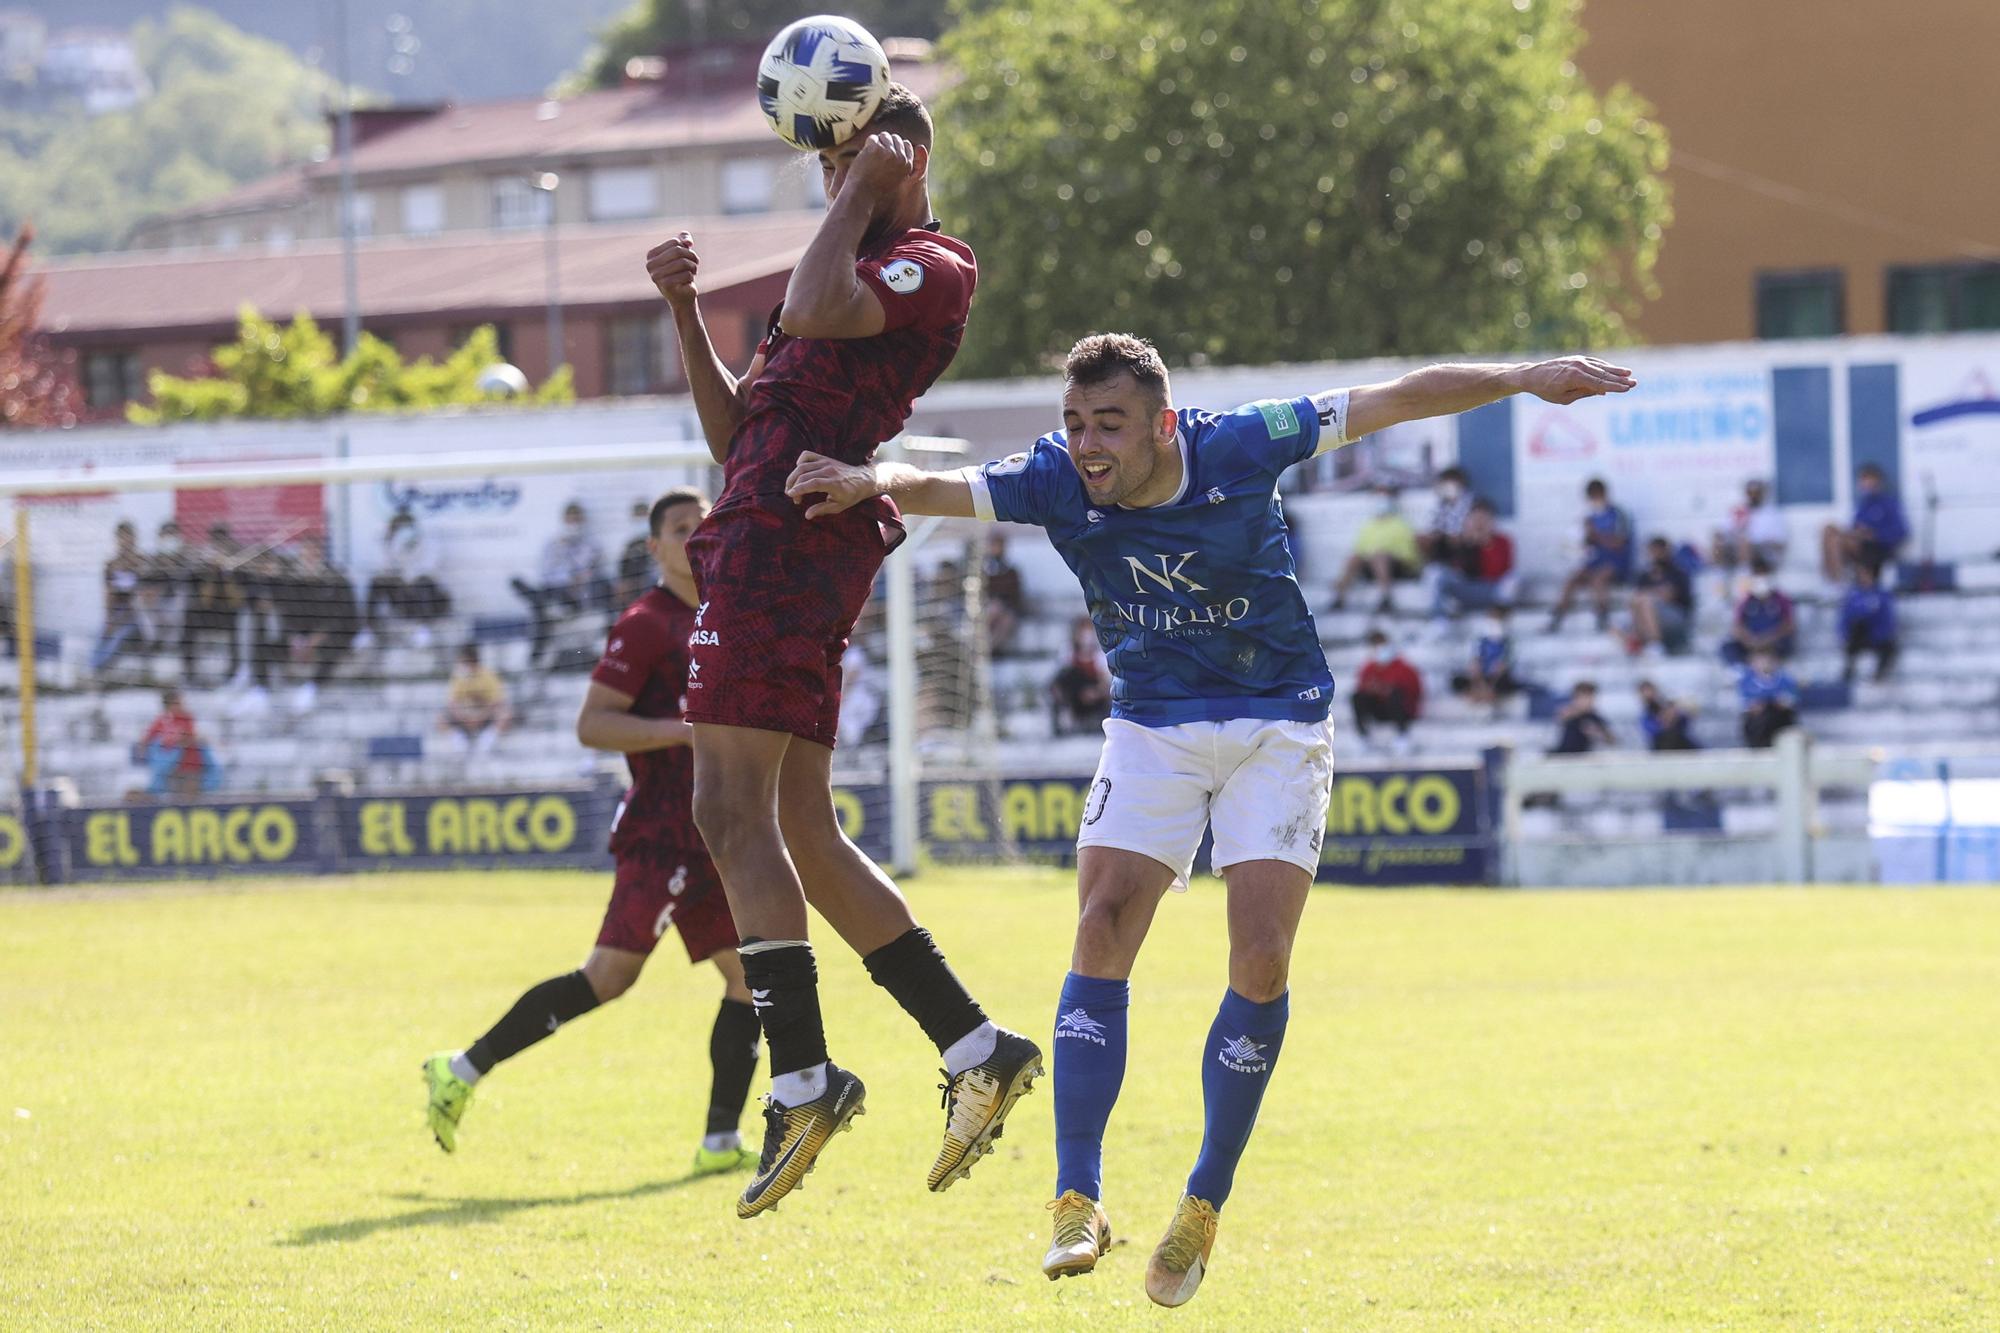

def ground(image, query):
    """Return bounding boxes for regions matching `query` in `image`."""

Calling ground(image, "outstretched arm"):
[1343,356,1635,439]
[784,452,976,519]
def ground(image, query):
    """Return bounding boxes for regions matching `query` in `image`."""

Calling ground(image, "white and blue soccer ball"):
[756,15,891,151]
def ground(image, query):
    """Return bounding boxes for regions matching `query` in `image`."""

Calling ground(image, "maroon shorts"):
[683,495,892,748]
[596,844,738,963]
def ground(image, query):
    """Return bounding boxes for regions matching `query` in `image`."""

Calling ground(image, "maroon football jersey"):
[719,220,977,505]
[590,585,700,853]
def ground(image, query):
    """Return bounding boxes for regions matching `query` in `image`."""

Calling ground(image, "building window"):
[1888,262,2000,334]
[342,191,375,239]
[490,176,550,230]
[1755,269,1844,340]
[720,158,776,215]
[402,184,445,236]
[587,166,659,221]
[82,350,145,408]
[605,314,669,395]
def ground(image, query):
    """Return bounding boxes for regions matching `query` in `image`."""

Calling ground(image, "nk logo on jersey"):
[1056,1008,1109,1046]
[1111,550,1253,636]
[1125,551,1208,594]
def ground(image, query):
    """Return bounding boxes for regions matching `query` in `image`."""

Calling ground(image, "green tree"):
[0,227,79,428]
[933,0,1669,376]
[582,0,947,87]
[0,7,336,255]
[130,311,573,423]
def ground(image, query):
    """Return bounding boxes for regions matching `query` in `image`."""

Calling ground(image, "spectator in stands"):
[178,523,255,688]
[981,530,1027,656]
[616,498,655,608]
[1720,559,1797,664]
[437,644,513,757]
[1548,478,1634,631]
[1821,462,1909,582]
[1351,629,1422,755]
[1637,679,1699,751]
[1050,616,1112,735]
[1429,499,1516,624]
[1738,648,1800,749]
[1710,477,1788,586]
[1838,563,1899,683]
[360,511,449,650]
[139,520,194,656]
[1330,485,1420,612]
[1550,680,1613,755]
[281,534,360,713]
[140,688,222,796]
[510,501,611,669]
[1626,536,1695,657]
[90,520,149,672]
[1416,466,1475,565]
[1449,607,1521,708]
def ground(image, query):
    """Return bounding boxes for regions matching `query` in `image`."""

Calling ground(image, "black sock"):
[464,970,600,1075]
[861,927,988,1055]
[739,941,828,1077]
[706,998,761,1136]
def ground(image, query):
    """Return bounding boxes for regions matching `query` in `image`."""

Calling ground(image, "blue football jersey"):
[971,394,1344,726]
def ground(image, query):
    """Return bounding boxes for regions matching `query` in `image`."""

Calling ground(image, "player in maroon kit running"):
[645,83,1041,1219]
[421,489,761,1176]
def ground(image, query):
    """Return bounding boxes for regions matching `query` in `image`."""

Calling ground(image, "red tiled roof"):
[39,212,821,338]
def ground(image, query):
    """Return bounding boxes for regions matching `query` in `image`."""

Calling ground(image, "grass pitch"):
[3,868,1997,1331]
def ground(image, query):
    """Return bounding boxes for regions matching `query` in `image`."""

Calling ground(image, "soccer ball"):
[756,15,891,151]
[475,363,529,397]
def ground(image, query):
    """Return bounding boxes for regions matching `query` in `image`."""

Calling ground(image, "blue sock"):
[1052,971,1129,1200]
[1186,987,1290,1209]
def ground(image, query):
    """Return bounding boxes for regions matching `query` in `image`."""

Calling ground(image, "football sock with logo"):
[861,927,992,1072]
[705,997,762,1136]
[739,939,830,1107]
[1052,971,1130,1200]
[1185,987,1290,1209]
[463,970,601,1078]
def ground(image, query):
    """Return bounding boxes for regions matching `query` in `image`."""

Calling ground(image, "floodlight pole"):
[534,173,564,375]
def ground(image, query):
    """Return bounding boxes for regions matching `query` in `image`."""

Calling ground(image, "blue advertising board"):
[335,785,620,871]
[57,798,329,882]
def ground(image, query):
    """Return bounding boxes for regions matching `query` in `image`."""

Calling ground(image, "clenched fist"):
[646,232,700,310]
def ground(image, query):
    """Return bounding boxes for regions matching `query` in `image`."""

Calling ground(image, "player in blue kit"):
[784,333,1634,1305]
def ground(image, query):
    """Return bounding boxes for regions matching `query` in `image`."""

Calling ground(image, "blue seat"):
[471,615,531,644]
[367,734,424,760]
[1797,681,1852,713]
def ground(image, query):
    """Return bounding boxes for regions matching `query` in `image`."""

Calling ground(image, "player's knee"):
[1228,938,1291,1003]
[1074,890,1143,966]
[583,957,640,1002]
[692,783,753,855]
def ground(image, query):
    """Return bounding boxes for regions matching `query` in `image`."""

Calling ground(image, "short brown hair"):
[649,486,709,536]
[1064,332,1170,408]
[860,82,932,149]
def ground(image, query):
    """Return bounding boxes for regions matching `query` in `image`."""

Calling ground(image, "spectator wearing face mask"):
[438,644,514,757]
[1711,478,1788,583]
[510,501,612,669]
[1550,680,1613,755]
[1838,563,1898,683]
[1720,559,1797,665]
[360,511,450,650]
[1051,616,1112,735]
[1330,485,1421,612]
[1351,629,1422,755]
[1429,499,1516,623]
[91,520,149,672]
[1738,649,1800,749]
[1449,606,1521,708]
[1821,463,1909,583]
[1548,478,1634,632]
[1626,536,1694,658]
[1416,466,1475,566]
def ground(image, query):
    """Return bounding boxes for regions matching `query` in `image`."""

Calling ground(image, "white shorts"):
[1075,716,1336,889]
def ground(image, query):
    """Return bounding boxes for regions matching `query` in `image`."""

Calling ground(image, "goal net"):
[0,436,1002,885]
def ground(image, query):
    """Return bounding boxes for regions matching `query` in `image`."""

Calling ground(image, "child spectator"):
[1738,649,1800,748]
[1710,478,1788,579]
[1428,500,1516,623]
[1720,559,1797,664]
[1330,485,1420,612]
[438,644,513,757]
[140,688,222,796]
[1449,608,1520,707]
[1550,680,1613,755]
[1351,629,1422,755]
[1050,617,1112,735]
[361,511,450,650]
[1627,536,1694,657]
[1838,563,1899,682]
[1548,478,1634,631]
[1821,462,1909,582]
[1637,679,1699,751]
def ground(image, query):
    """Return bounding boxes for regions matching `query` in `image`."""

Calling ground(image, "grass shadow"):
[282,1171,723,1246]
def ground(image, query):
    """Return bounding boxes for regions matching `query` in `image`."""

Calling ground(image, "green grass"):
[2,869,1998,1330]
